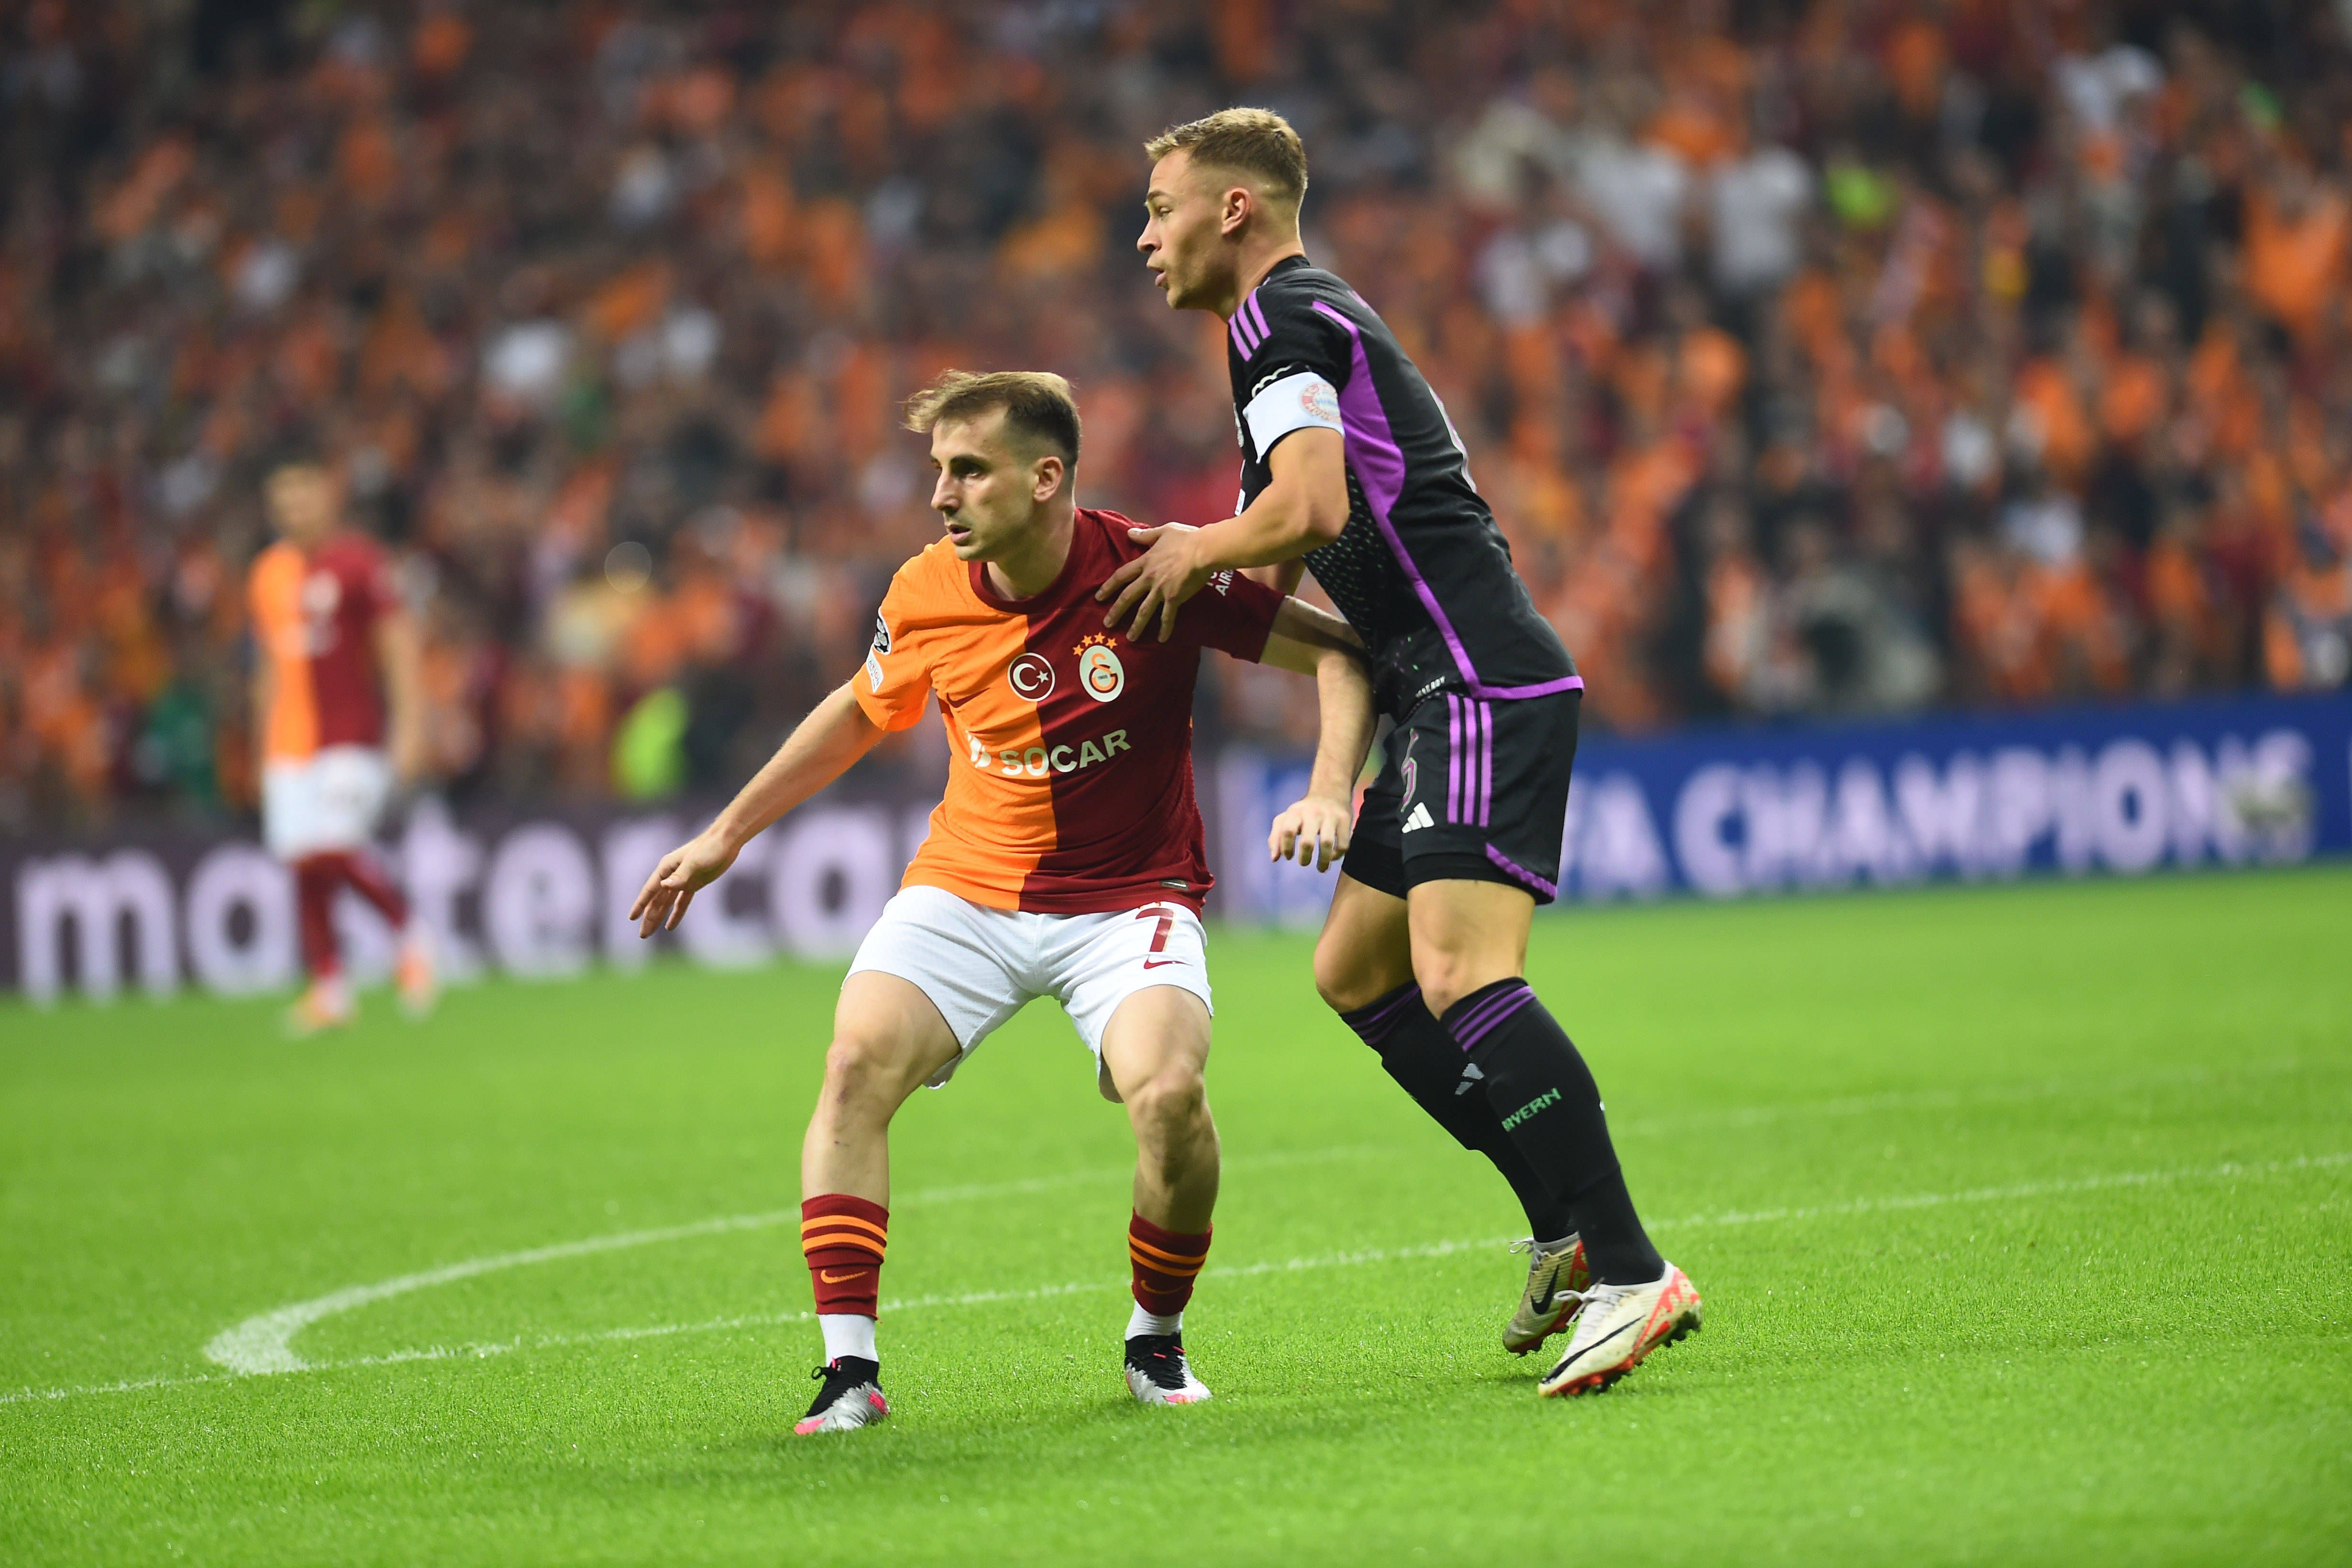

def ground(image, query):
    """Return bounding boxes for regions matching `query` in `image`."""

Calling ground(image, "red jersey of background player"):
[249,532,399,761]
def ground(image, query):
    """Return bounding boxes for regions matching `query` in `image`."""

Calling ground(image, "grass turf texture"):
[3,868,2348,1565]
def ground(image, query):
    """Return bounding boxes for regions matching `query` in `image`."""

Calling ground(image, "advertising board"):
[5,693,2345,1001]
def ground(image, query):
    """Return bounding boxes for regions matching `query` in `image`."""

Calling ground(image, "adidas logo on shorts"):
[1402,802,1435,833]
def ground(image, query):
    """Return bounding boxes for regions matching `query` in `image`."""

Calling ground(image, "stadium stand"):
[3,0,2349,830]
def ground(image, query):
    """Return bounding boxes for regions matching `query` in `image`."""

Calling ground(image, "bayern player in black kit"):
[1104,109,1701,1398]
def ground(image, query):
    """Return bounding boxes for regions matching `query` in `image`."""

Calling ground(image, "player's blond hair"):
[1145,107,1308,210]
[902,370,1081,466]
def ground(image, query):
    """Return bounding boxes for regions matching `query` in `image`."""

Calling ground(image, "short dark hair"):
[1145,107,1308,208]
[902,370,1081,467]
[265,427,332,478]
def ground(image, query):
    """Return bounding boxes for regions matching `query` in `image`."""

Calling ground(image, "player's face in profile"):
[265,465,341,546]
[1138,151,1231,311]
[927,414,1054,563]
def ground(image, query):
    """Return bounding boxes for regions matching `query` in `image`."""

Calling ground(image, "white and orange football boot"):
[1124,1335,1212,1405]
[1503,1234,1590,1356]
[284,976,355,1037]
[1535,1262,1702,1398]
[394,926,438,1019]
[795,1358,888,1435]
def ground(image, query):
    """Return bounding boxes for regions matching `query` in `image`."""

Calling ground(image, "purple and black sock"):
[1338,982,1577,1241]
[1439,979,1664,1286]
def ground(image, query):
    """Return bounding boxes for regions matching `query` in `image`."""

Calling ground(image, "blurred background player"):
[631,371,1371,1435]
[1114,109,1699,1398]
[249,454,435,1033]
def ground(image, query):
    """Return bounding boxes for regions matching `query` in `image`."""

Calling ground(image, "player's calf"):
[1120,1112,1215,1409]
[1123,1068,1218,1207]
[1101,986,1220,1405]
[790,974,958,1435]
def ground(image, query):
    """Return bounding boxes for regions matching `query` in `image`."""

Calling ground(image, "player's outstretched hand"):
[1097,523,1209,643]
[1269,792,1353,872]
[629,827,740,937]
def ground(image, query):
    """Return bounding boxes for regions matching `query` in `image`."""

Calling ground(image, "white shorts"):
[846,884,1214,1089]
[263,745,393,860]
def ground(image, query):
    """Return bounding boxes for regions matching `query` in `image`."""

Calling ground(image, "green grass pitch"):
[3,867,2348,1565]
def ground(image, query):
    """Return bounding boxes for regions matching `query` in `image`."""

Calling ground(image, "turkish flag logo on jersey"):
[1008,652,1055,700]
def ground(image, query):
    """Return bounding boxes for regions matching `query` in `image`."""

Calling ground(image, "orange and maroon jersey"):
[856,507,1284,914]
[248,533,399,762]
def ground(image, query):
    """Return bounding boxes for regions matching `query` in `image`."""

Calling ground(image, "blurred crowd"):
[6,0,2352,829]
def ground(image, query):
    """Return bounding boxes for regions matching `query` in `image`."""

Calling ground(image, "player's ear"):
[1220,184,1251,238]
[1033,453,1066,503]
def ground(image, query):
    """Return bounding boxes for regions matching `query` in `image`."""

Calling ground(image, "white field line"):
[5,1149,2342,1409]
[1644,1148,2351,1230]
[193,1054,2332,1376]
[197,1144,1397,1378]
[1610,1056,2316,1138]
[158,1056,2352,1377]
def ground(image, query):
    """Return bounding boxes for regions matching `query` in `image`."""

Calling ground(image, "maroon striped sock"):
[1128,1212,1211,1317]
[801,1195,888,1318]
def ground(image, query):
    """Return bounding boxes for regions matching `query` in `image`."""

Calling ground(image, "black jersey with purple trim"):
[1225,255,1579,717]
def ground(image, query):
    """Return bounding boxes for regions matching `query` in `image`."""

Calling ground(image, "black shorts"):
[1341,689,1579,905]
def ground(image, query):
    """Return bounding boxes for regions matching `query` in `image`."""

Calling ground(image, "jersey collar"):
[1243,253,1312,301]
[968,510,1094,611]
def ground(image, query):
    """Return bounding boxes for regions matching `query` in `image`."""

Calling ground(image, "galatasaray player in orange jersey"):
[631,372,1372,1433]
[249,454,436,1034]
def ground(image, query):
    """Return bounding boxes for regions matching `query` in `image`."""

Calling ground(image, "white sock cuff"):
[819,1313,877,1364]
[1126,1302,1182,1339]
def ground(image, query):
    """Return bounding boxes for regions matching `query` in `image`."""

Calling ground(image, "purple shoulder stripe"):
[1306,299,1579,704]
[1229,308,1261,356]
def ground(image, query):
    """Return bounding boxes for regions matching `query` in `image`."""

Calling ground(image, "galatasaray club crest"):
[1075,634,1126,703]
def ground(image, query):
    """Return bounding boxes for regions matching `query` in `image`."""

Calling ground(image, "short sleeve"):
[851,573,934,732]
[1232,285,1352,459]
[1183,568,1285,663]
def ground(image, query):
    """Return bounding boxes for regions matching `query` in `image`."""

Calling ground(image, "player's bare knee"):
[819,1036,903,1118]
[1412,954,1480,1019]
[1418,981,1470,1017]
[1309,942,1355,1011]
[1313,936,1383,1013]
[1126,1067,1209,1145]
